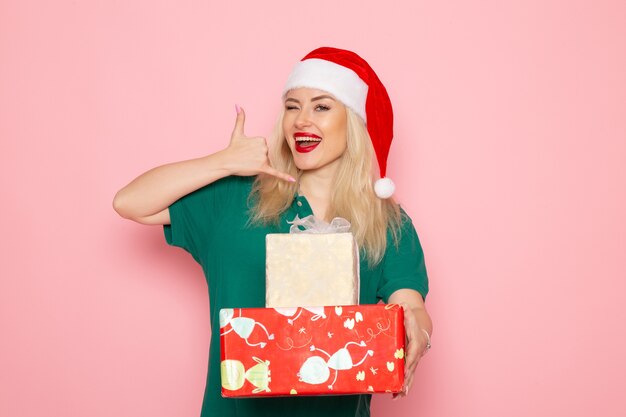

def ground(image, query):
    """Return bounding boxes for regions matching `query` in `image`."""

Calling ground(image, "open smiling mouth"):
[294,135,322,153]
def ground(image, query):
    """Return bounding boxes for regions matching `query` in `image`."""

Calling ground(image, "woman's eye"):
[285,105,299,111]
[315,104,330,111]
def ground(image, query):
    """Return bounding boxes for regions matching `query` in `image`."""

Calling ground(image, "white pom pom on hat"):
[282,46,397,199]
[374,177,396,199]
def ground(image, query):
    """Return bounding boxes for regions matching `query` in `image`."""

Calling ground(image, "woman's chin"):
[291,154,318,171]
[293,161,316,172]
[291,152,345,175]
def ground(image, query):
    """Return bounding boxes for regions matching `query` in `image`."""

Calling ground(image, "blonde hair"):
[249,106,402,266]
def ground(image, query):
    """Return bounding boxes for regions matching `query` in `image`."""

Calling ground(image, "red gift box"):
[219,304,405,397]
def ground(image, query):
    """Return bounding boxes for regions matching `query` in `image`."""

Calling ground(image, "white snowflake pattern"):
[370,367,378,375]
[299,327,306,334]
[327,332,334,338]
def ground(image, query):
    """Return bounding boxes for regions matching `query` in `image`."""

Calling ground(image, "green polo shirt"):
[163,175,428,417]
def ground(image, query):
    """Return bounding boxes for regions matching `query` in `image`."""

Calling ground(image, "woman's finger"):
[392,388,406,400]
[404,375,412,395]
[406,364,419,392]
[231,105,246,139]
[262,165,296,183]
[404,312,420,372]
[402,303,429,393]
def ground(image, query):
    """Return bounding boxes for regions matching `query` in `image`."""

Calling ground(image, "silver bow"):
[287,215,351,234]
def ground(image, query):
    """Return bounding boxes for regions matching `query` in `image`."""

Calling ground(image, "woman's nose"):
[294,110,312,127]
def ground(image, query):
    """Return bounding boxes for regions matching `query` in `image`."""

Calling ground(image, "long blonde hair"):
[249,106,402,266]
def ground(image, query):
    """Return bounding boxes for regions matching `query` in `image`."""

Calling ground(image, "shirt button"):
[297,201,303,207]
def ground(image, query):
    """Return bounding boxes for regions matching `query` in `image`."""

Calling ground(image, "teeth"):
[295,136,322,142]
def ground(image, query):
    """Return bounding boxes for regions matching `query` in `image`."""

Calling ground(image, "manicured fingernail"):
[235,104,240,114]
[289,176,296,182]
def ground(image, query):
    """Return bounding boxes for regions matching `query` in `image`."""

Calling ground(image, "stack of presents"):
[220,217,405,397]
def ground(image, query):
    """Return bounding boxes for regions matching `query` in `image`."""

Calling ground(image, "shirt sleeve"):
[163,176,249,265]
[377,209,430,303]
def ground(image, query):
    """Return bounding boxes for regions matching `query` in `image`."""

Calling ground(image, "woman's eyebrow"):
[311,95,335,101]
[285,94,336,104]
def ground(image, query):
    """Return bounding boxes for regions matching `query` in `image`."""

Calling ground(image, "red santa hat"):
[282,46,396,199]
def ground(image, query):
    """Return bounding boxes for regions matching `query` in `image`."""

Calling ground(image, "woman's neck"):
[298,156,343,199]
[298,165,340,222]
[298,169,334,201]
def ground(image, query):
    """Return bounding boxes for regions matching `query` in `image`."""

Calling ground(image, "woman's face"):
[282,87,348,174]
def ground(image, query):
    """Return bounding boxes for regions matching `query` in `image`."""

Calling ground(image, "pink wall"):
[2,1,625,416]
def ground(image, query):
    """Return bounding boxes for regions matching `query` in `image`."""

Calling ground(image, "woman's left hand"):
[394,303,430,399]
[387,289,432,400]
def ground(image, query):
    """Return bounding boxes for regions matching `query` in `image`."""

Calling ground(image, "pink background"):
[1,1,625,416]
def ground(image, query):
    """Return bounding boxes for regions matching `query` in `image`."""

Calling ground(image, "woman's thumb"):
[232,105,246,137]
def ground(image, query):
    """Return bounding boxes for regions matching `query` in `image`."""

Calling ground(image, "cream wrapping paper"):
[265,215,359,308]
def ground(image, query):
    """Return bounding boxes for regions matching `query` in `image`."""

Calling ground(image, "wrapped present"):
[219,304,405,397]
[265,216,359,308]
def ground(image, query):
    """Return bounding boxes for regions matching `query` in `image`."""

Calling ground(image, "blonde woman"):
[113,47,432,417]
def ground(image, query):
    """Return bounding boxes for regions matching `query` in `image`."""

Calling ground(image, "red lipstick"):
[294,132,322,153]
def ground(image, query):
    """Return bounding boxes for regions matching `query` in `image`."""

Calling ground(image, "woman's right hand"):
[113,105,294,224]
[221,106,295,182]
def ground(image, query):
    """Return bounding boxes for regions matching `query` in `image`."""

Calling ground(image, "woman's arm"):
[388,288,432,398]
[112,107,294,224]
[113,151,231,224]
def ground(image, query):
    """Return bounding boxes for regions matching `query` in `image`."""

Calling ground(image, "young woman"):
[113,47,432,417]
